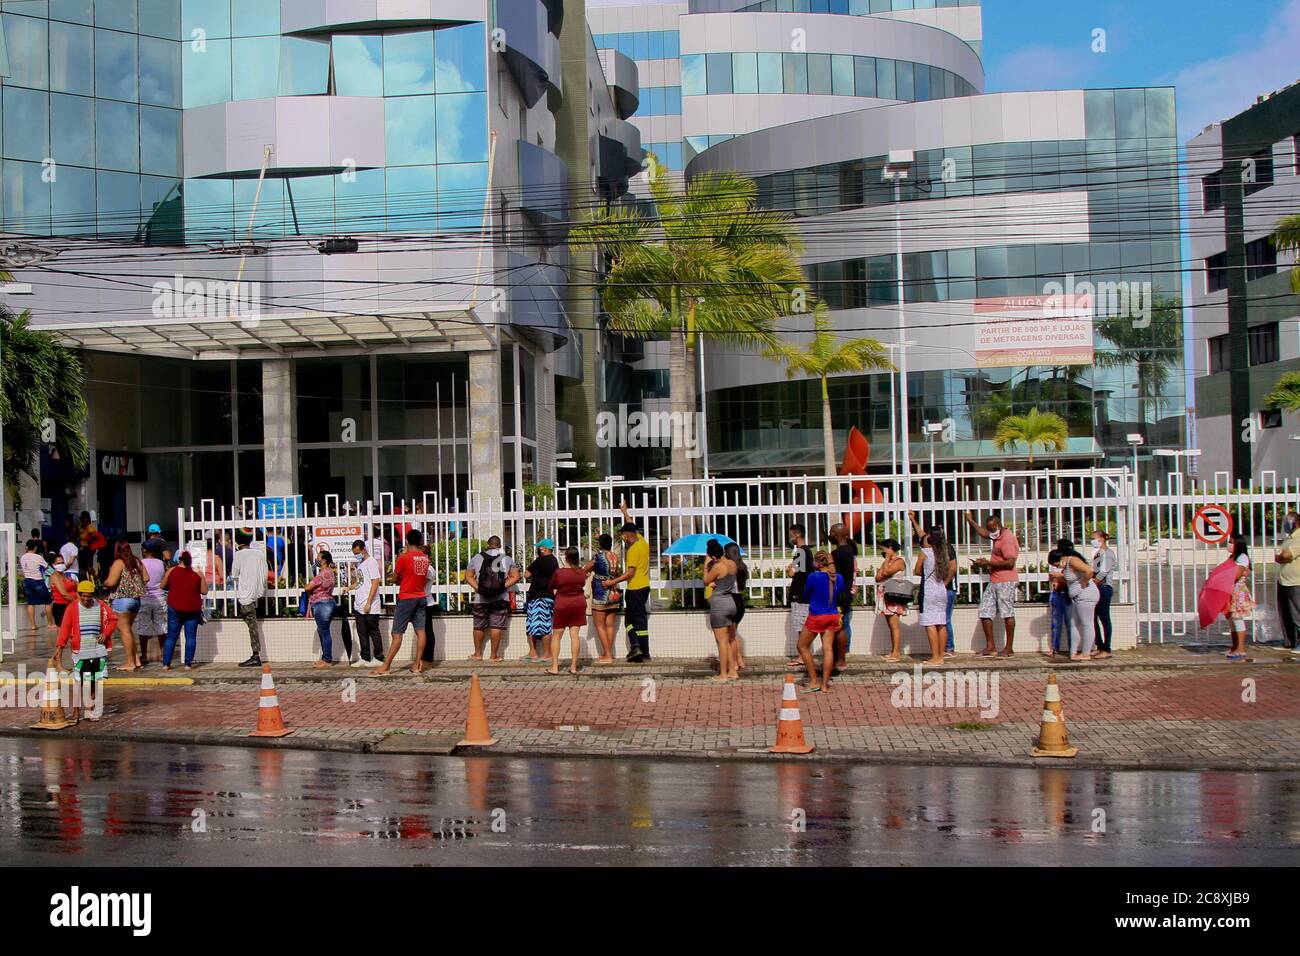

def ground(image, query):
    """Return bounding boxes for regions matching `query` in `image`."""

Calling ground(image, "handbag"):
[298,591,310,617]
[883,574,917,606]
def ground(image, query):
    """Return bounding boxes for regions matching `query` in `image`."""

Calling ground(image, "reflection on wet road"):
[2,738,1296,865]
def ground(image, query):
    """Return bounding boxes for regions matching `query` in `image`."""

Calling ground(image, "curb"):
[5,724,1299,773]
[22,655,1289,687]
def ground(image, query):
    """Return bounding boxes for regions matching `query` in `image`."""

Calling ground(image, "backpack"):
[475,551,508,601]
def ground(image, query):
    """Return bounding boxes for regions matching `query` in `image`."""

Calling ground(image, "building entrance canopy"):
[34,308,494,361]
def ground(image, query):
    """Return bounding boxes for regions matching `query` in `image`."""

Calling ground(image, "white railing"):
[171,469,1299,644]
[0,523,16,662]
[1134,471,1299,643]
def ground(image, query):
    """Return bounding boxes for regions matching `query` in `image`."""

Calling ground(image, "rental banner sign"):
[974,294,1094,368]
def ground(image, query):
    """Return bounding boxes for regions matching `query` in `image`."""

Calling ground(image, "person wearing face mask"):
[49,554,78,632]
[1091,530,1116,659]
[1275,511,1300,654]
[964,511,1020,656]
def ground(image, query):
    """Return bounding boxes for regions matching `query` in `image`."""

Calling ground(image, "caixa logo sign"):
[96,452,148,482]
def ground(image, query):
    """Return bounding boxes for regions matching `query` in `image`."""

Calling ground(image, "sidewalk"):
[4,644,1299,770]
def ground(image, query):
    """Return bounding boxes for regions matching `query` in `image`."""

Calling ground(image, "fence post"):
[0,523,14,663]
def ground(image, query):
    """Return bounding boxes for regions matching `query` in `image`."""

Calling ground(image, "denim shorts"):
[111,597,142,614]
[23,579,51,606]
[392,597,426,635]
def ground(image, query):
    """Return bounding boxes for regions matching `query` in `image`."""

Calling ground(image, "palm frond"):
[993,407,1070,457]
[1264,371,1300,413]
[1274,214,1300,295]
[760,304,894,379]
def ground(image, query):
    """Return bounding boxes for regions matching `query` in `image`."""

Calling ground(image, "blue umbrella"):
[663,533,743,556]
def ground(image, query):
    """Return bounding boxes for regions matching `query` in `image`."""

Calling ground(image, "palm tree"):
[569,156,806,495]
[993,408,1069,466]
[1095,294,1183,425]
[0,306,90,512]
[760,303,894,477]
[1274,214,1300,294]
[1265,371,1300,413]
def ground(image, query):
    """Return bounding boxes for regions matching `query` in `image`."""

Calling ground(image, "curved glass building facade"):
[592,0,1186,478]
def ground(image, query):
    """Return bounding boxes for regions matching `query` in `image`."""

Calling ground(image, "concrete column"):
[262,359,297,497]
[468,348,502,504]
[15,453,42,534]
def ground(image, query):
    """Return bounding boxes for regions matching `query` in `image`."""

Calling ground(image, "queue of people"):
[778,510,1135,691]
[22,501,1222,678]
[30,532,211,674]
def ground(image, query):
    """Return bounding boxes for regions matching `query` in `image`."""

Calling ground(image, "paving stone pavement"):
[4,661,1299,769]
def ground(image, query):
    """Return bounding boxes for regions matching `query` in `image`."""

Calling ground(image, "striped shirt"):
[75,615,108,662]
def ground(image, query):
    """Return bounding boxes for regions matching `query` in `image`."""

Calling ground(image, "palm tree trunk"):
[667,292,697,514]
[821,374,837,505]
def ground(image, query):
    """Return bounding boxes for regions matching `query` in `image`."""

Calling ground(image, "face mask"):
[988,530,1001,541]
[1286,518,1299,533]
[1092,539,1104,550]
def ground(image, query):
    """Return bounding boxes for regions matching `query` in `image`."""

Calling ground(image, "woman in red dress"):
[549,548,590,675]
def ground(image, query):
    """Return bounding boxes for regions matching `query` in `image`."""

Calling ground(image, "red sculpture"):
[840,427,884,537]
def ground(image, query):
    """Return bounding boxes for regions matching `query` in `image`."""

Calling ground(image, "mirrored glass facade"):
[705,88,1186,475]
[0,4,488,243]
[681,51,976,102]
[1,4,181,239]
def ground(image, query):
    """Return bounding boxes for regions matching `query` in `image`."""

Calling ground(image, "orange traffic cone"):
[248,663,294,738]
[458,673,497,747]
[30,665,75,731]
[1031,673,1077,758]
[769,674,814,754]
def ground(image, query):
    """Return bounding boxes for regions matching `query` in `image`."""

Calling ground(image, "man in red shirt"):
[373,529,430,676]
[965,510,1021,656]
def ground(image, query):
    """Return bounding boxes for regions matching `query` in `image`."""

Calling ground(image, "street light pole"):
[885,339,915,511]
[883,152,915,549]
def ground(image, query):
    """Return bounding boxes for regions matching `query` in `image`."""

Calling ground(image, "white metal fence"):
[167,468,1297,645]
[0,523,16,663]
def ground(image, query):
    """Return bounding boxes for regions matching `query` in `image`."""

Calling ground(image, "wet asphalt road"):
[2,738,1298,865]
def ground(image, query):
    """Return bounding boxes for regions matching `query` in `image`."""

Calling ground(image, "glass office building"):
[6,0,643,539]
[591,0,1187,478]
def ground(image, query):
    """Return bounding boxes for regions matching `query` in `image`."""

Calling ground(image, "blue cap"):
[538,538,555,550]
[147,523,162,534]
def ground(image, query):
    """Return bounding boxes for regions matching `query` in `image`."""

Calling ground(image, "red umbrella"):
[1198,559,1238,629]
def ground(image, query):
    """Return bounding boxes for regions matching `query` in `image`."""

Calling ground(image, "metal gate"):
[171,469,1299,646]
[0,523,16,663]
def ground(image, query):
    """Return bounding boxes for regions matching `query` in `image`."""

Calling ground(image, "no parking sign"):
[1192,505,1233,545]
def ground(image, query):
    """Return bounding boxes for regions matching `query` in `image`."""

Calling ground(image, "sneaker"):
[237,655,261,668]
[350,659,368,668]
[1291,647,1300,655]
[366,659,384,668]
